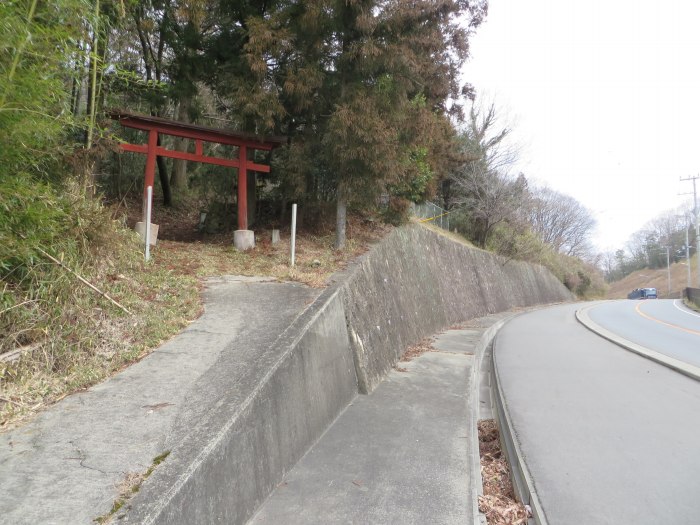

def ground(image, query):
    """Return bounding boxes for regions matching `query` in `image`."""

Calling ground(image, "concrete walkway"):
[251,312,515,525]
[0,276,320,525]
[1,267,521,524]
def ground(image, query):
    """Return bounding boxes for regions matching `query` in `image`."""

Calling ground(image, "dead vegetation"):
[0,197,390,431]
[478,419,530,525]
[94,451,170,524]
[400,337,435,362]
[119,193,391,288]
[606,255,698,299]
[392,334,436,372]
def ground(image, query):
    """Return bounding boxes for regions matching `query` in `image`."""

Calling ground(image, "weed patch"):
[94,451,171,524]
[1,198,389,430]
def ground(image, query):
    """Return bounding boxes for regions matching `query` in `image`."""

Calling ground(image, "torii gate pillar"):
[233,145,255,250]
[109,111,285,252]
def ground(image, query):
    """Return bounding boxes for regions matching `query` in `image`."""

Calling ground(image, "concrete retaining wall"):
[122,223,572,524]
[122,287,358,525]
[685,287,700,308]
[342,224,573,393]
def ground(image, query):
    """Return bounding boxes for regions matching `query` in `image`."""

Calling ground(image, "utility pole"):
[680,175,700,287]
[667,246,672,297]
[686,222,692,288]
[676,213,692,289]
[649,246,672,297]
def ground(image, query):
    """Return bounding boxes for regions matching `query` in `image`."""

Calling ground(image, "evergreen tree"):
[211,0,487,247]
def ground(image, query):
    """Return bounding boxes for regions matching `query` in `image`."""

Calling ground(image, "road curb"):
[491,329,547,525]
[486,305,574,525]
[575,305,700,382]
[469,313,519,525]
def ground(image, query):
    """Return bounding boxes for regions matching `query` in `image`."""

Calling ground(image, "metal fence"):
[412,201,450,231]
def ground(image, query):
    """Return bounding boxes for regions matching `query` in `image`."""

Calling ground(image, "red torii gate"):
[110,111,285,249]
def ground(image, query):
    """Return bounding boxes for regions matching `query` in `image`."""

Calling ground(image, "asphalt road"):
[587,299,700,367]
[494,303,700,524]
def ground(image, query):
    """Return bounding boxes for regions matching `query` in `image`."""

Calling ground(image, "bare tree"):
[600,251,619,281]
[452,166,527,247]
[463,103,519,173]
[526,185,596,258]
[447,101,525,247]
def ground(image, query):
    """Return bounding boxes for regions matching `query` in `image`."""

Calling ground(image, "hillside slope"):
[606,255,698,299]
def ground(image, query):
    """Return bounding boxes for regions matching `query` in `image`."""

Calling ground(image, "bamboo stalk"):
[0,300,35,316]
[0,0,39,108]
[36,247,132,315]
[0,396,23,408]
[86,0,100,149]
[0,343,38,363]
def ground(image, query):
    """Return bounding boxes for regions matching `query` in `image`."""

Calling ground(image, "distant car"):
[628,288,657,300]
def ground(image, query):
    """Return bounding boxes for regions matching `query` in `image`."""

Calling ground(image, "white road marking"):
[673,300,700,319]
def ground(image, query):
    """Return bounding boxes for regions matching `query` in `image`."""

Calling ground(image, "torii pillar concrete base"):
[234,230,255,251]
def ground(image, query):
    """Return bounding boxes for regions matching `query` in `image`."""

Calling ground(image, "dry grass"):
[0,251,201,431]
[95,451,170,524]
[414,217,475,248]
[606,255,698,299]
[124,194,390,287]
[478,419,530,525]
[154,231,366,289]
[0,198,390,432]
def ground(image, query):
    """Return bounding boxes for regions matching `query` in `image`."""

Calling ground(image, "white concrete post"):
[291,203,297,267]
[145,185,153,261]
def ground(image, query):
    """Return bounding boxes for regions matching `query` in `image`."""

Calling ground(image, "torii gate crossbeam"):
[110,111,285,250]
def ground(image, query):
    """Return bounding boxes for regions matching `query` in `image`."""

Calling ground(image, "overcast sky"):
[463,0,700,252]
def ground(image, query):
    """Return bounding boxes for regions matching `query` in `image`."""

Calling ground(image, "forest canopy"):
[1,0,604,298]
[0,0,611,430]
[45,0,489,248]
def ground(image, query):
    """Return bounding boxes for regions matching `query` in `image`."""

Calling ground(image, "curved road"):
[586,299,700,367]
[494,303,700,524]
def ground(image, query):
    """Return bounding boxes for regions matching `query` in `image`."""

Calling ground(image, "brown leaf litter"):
[478,419,530,525]
[400,337,435,362]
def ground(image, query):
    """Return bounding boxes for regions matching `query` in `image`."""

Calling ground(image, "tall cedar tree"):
[211,0,487,247]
